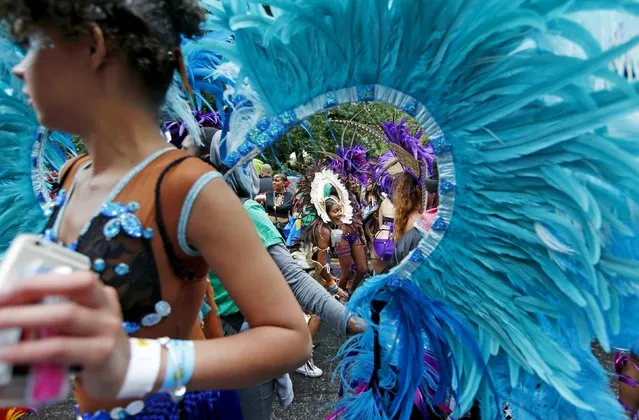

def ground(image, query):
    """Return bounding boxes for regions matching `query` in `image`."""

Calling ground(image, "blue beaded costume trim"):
[76,389,242,420]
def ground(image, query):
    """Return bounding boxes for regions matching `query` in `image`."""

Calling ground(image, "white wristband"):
[117,338,162,400]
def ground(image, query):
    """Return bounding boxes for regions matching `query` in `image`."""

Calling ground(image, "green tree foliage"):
[261,102,421,173]
[72,135,87,155]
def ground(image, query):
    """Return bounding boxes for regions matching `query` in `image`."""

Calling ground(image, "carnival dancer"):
[369,152,400,274]
[386,171,439,272]
[293,167,357,377]
[328,146,371,294]
[0,2,311,419]
[367,120,438,271]
[297,168,353,299]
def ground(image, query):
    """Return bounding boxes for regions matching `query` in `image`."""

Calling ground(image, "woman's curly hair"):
[0,0,205,105]
[392,172,422,241]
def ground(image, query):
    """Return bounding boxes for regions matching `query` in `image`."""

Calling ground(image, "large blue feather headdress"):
[203,1,639,418]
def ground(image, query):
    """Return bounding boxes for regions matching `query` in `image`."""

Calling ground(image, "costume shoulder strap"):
[57,154,89,190]
[154,155,222,281]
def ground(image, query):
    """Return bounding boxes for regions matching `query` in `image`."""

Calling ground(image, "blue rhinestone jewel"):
[127,201,140,212]
[100,203,127,218]
[141,313,162,327]
[431,218,449,232]
[155,301,172,317]
[122,322,140,335]
[92,259,106,273]
[114,263,130,277]
[439,179,456,195]
[119,213,143,238]
[101,202,144,239]
[103,218,122,240]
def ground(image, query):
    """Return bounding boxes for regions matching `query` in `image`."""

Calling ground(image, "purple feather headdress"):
[372,150,396,196]
[381,119,435,179]
[164,110,222,148]
[370,119,436,197]
[328,145,371,186]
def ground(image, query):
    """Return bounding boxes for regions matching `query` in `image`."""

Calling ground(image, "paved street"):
[30,323,345,420]
[273,324,344,420]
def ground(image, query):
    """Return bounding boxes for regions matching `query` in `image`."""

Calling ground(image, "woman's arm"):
[185,180,311,389]
[267,243,347,335]
[315,226,335,285]
[0,181,311,398]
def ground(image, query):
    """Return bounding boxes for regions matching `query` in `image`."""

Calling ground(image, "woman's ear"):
[88,24,107,71]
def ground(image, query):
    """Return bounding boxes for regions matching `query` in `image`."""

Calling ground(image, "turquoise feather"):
[204,0,639,417]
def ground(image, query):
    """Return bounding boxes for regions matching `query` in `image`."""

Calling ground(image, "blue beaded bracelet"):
[159,338,195,398]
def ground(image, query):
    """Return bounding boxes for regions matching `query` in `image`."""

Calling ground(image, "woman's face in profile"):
[12,26,100,134]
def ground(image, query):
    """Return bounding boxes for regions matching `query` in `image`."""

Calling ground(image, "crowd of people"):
[180,116,443,418]
[0,0,637,420]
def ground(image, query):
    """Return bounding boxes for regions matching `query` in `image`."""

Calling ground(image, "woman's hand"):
[336,288,350,303]
[0,270,130,399]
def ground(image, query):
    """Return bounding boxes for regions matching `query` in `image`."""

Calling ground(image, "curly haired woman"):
[0,1,310,418]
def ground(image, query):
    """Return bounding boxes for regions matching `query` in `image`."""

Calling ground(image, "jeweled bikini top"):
[43,149,217,334]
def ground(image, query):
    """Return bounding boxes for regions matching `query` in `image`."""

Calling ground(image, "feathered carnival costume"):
[198,1,639,419]
[4,0,639,419]
[371,119,437,201]
[328,145,372,188]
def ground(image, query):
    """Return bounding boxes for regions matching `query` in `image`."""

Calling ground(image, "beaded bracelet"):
[159,337,195,402]
[326,278,339,295]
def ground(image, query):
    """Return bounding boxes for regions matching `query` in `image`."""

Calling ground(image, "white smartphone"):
[0,234,90,407]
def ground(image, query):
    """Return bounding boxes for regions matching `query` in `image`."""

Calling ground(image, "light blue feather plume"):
[163,31,234,147]
[604,217,639,354]
[487,319,624,420]
[165,28,265,162]
[334,274,493,419]
[203,0,639,417]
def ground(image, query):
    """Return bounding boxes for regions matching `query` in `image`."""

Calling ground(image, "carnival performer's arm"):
[315,227,335,285]
[268,243,348,335]
[183,180,312,389]
[0,183,311,398]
